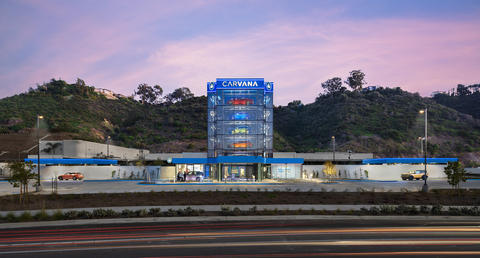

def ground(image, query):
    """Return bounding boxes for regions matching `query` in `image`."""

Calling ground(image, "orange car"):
[229,141,253,148]
[58,172,84,180]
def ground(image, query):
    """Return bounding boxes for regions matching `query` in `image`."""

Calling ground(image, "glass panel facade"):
[207,78,273,158]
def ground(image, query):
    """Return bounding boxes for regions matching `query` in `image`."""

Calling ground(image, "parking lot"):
[1,178,480,196]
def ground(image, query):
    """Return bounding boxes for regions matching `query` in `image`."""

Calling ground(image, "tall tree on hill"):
[321,77,344,95]
[164,87,194,103]
[344,70,367,91]
[135,84,163,104]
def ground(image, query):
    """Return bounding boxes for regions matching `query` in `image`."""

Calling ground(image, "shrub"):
[64,210,79,219]
[420,205,431,214]
[379,204,394,214]
[448,207,462,216]
[18,211,33,222]
[52,210,64,220]
[93,209,109,218]
[34,210,50,221]
[149,208,162,215]
[122,209,135,218]
[369,206,380,215]
[135,209,147,217]
[431,204,443,215]
[394,205,408,215]
[220,204,232,216]
[164,208,178,217]
[468,207,479,216]
[78,210,94,219]
[5,211,16,222]
[410,206,419,215]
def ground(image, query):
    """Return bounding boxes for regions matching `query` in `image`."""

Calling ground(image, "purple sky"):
[1,0,479,105]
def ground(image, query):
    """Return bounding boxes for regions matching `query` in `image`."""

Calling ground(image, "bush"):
[135,209,147,217]
[149,208,162,215]
[379,204,394,214]
[122,209,135,218]
[64,210,79,219]
[34,210,50,221]
[420,205,431,214]
[394,204,408,215]
[52,210,64,220]
[5,211,16,222]
[78,210,94,219]
[409,206,419,215]
[164,208,178,217]
[369,206,380,215]
[431,204,443,215]
[18,211,33,222]
[448,207,462,216]
[93,208,109,218]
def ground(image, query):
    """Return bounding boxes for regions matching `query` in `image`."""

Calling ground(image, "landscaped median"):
[1,203,480,224]
[1,187,480,223]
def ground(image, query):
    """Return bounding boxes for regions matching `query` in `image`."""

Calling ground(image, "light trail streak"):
[1,239,480,255]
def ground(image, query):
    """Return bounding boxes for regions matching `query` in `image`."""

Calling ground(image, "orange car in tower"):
[229,141,253,148]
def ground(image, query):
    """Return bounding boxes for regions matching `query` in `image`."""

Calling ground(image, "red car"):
[227,98,254,105]
[58,172,84,180]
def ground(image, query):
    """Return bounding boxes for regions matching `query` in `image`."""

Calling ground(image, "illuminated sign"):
[208,78,273,92]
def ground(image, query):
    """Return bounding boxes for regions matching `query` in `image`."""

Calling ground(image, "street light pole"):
[36,115,43,192]
[420,108,428,193]
[332,136,335,163]
[107,136,110,158]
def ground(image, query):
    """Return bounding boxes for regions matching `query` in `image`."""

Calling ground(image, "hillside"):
[274,87,480,166]
[0,79,479,166]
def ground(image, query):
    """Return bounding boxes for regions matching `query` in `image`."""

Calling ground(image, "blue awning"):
[172,156,304,164]
[362,158,458,165]
[25,158,117,165]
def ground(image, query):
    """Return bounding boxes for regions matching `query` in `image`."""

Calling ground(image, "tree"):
[135,83,154,104]
[322,160,337,182]
[42,142,62,155]
[164,87,194,103]
[344,70,367,91]
[444,161,467,196]
[321,77,344,95]
[6,161,37,204]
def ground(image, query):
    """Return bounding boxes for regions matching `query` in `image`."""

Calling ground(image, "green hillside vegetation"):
[274,86,480,165]
[432,83,480,119]
[0,77,479,166]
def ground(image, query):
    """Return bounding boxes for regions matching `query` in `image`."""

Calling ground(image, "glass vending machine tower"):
[207,78,273,159]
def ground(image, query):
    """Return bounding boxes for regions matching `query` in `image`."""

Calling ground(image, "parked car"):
[185,171,204,182]
[229,112,250,120]
[227,98,254,105]
[58,172,84,180]
[229,141,253,148]
[229,126,250,134]
[401,170,428,181]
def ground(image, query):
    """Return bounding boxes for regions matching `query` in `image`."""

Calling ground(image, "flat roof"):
[362,158,458,165]
[25,158,118,165]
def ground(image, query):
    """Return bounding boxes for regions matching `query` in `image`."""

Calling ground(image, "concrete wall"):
[0,163,163,180]
[303,164,450,181]
[31,140,149,160]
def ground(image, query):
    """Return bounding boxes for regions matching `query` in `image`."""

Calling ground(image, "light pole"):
[107,136,110,158]
[332,136,335,163]
[36,115,43,192]
[420,108,428,193]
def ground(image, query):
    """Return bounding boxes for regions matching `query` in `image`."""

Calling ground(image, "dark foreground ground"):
[1,188,479,212]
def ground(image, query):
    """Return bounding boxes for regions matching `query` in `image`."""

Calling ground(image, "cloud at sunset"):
[0,0,479,105]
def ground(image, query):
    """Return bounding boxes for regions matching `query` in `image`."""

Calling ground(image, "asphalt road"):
[1,219,480,257]
[2,178,480,196]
